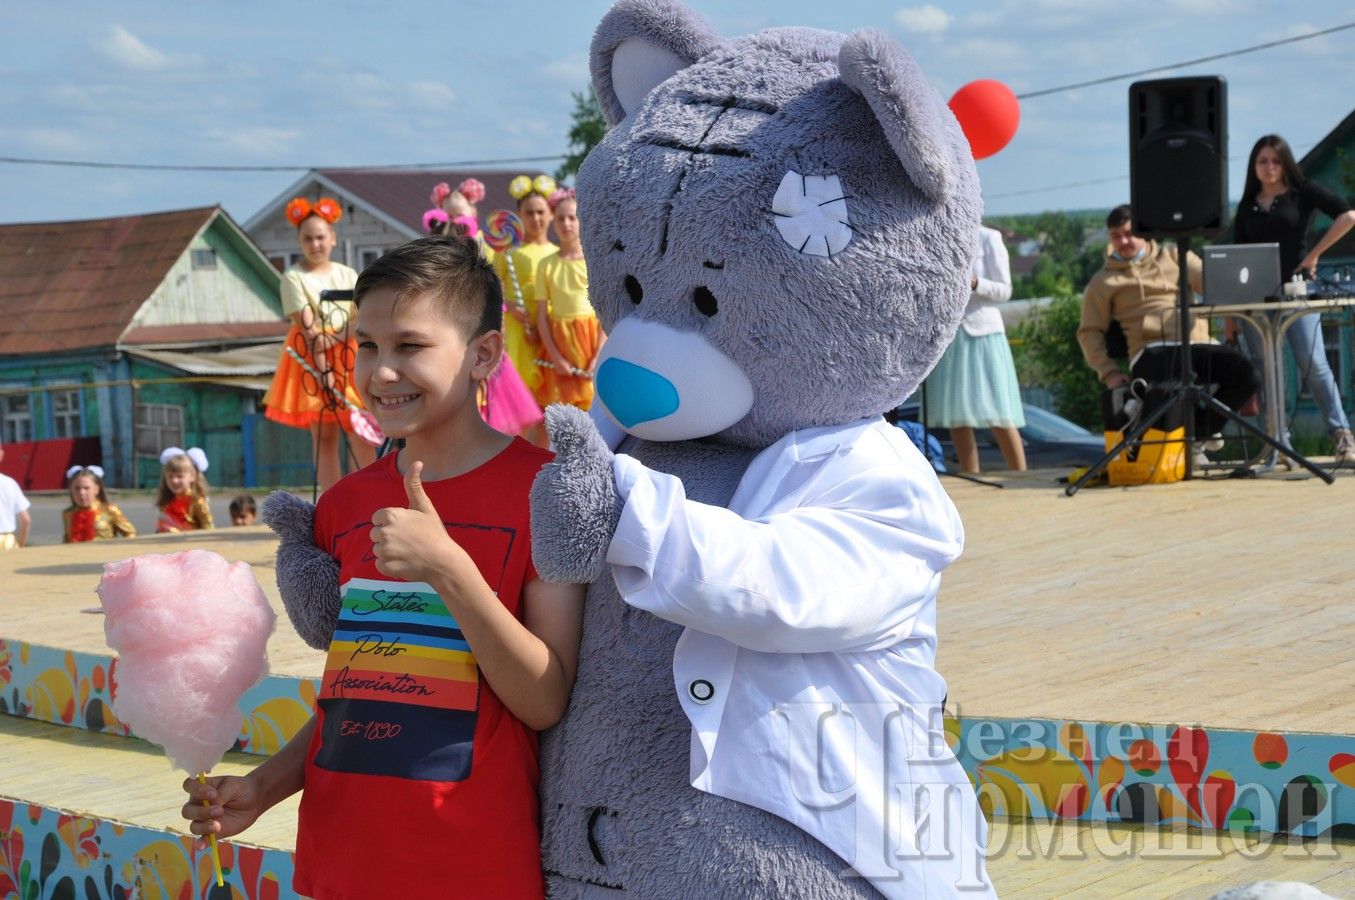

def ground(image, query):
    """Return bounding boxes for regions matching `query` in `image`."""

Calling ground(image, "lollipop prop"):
[485,210,531,322]
[484,209,524,252]
[97,550,277,888]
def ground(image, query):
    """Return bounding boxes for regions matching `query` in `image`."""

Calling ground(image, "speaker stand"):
[1066,236,1332,496]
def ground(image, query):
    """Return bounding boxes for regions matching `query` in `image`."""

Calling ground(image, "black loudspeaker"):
[1129,76,1228,237]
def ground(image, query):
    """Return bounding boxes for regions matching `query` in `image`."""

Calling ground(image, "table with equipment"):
[1196,292,1355,467]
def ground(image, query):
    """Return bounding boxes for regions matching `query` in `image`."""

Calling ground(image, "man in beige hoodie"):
[1078,205,1258,443]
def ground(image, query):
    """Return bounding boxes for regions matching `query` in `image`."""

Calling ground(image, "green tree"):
[1009,293,1107,431]
[556,89,607,182]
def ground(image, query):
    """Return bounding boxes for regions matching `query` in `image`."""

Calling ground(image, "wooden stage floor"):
[934,466,1355,735]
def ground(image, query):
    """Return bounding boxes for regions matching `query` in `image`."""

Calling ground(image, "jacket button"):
[688,679,715,704]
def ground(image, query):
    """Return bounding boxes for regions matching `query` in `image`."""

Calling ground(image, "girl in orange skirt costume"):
[535,190,603,410]
[262,197,376,491]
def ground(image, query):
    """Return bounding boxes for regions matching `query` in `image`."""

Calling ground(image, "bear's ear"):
[838,29,961,203]
[590,0,721,127]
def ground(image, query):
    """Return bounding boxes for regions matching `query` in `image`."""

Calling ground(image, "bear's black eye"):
[624,275,643,305]
[693,286,718,317]
[613,240,626,252]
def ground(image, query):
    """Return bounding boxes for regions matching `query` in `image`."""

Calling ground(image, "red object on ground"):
[949,79,1020,160]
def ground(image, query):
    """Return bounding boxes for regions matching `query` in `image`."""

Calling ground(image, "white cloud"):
[538,53,589,85]
[98,25,200,72]
[408,80,458,108]
[1283,22,1339,56]
[894,5,953,36]
[101,25,171,70]
[204,125,302,158]
[19,127,87,156]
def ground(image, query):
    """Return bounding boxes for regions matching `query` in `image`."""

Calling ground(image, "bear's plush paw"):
[260,490,341,650]
[531,404,623,583]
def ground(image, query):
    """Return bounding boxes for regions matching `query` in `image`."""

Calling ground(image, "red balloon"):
[948,79,1020,160]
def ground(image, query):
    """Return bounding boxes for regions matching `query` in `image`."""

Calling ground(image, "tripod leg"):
[1066,393,1179,496]
[1198,392,1335,484]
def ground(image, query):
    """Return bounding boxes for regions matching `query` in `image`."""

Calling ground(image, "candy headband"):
[430,179,486,208]
[509,174,558,201]
[452,215,481,239]
[422,208,450,233]
[457,178,485,205]
[547,187,576,211]
[66,465,105,480]
[285,197,343,228]
[159,446,209,473]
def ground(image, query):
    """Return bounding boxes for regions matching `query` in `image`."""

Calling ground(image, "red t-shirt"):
[294,439,552,899]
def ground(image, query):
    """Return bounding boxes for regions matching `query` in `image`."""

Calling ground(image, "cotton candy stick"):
[198,773,224,886]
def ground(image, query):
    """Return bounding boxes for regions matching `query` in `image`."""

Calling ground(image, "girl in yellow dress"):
[262,197,376,492]
[535,191,604,410]
[63,466,136,542]
[493,175,559,407]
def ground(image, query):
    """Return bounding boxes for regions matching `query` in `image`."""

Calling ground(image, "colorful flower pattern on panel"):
[0,798,291,900]
[951,717,1354,837]
[3,637,1355,838]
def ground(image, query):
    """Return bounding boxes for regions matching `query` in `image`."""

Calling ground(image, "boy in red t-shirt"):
[182,237,584,899]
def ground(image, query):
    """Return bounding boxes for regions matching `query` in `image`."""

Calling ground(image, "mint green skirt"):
[924,330,1025,428]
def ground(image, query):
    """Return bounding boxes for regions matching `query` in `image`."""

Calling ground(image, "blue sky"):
[1,1,1351,225]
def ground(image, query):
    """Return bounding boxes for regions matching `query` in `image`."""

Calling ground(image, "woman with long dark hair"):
[1232,134,1355,463]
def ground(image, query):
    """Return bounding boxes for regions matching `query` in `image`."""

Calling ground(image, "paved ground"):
[17,488,310,546]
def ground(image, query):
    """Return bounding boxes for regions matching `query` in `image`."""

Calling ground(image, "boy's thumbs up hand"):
[371,460,458,583]
[403,461,435,514]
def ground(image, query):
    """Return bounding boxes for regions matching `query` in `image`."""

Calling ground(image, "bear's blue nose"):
[596,358,680,427]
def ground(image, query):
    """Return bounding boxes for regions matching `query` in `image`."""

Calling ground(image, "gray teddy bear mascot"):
[264,1,995,896]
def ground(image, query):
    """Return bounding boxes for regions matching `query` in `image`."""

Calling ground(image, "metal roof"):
[123,341,284,393]
[0,205,280,356]
[0,207,215,355]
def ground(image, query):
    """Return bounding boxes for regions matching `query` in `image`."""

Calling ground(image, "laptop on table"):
[1203,243,1282,305]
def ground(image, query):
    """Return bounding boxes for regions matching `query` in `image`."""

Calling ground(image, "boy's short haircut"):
[354,236,503,338]
[230,494,256,516]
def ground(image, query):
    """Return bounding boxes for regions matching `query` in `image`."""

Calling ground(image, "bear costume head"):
[580,0,981,450]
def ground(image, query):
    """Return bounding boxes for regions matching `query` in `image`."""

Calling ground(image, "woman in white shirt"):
[923,225,1027,472]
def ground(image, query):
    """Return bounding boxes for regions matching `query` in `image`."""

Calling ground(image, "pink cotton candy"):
[97,549,276,774]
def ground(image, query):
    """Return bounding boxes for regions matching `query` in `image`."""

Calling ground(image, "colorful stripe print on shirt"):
[315,577,481,781]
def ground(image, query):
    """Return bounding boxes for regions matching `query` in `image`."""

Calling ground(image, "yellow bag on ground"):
[1104,427,1186,486]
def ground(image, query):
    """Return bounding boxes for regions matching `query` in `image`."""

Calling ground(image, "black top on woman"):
[1232,134,1355,278]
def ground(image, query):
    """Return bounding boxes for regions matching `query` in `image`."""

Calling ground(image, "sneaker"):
[1335,428,1355,465]
[1203,433,1225,452]
[1192,449,1211,469]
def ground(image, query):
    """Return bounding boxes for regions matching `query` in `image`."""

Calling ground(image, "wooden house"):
[0,206,311,490]
[245,168,519,271]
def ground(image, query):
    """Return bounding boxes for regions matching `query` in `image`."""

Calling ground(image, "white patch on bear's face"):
[771,171,852,258]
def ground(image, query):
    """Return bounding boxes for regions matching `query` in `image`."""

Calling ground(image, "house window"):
[1,392,32,443]
[135,403,184,456]
[358,247,384,270]
[50,389,83,438]
[190,248,218,269]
